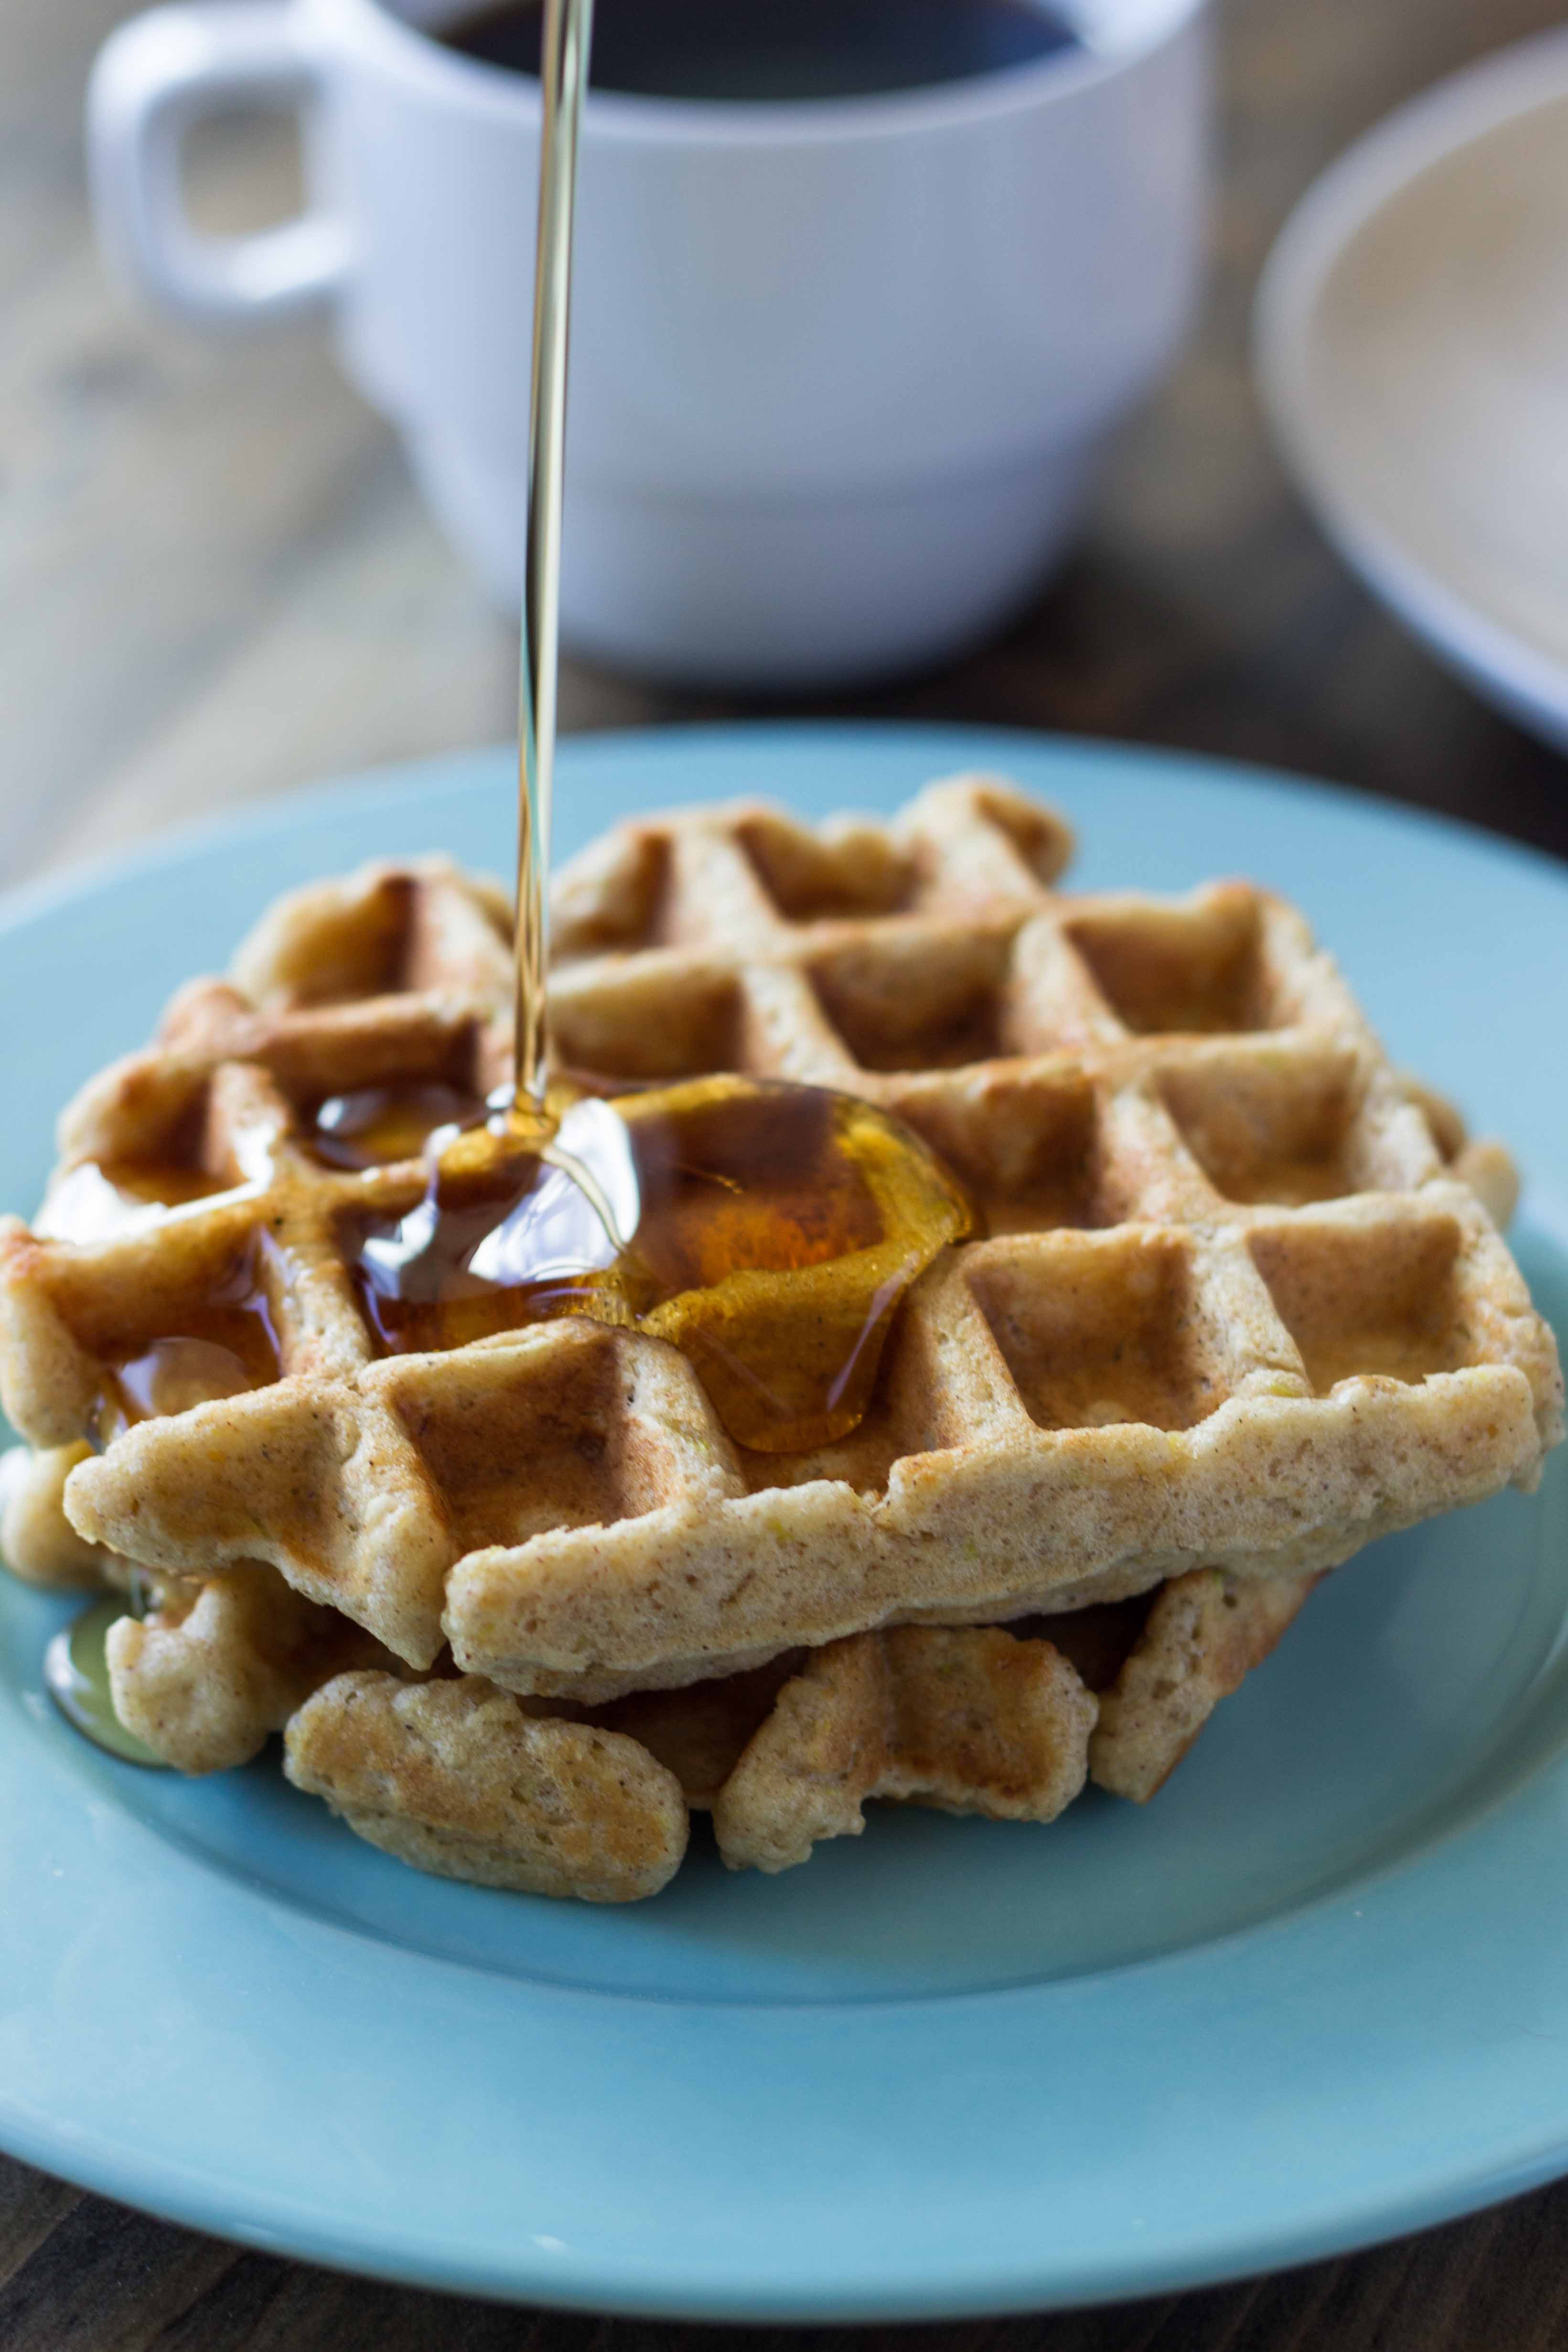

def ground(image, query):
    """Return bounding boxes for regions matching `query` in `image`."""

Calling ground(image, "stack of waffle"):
[0,778,1557,1901]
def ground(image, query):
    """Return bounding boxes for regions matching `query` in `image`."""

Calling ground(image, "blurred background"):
[6,4,1568,2344]
[5,0,1566,897]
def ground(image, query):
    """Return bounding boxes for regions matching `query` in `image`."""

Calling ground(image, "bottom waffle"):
[90,1557,1319,1897]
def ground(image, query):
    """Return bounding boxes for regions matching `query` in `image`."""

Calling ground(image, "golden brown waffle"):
[1048,1566,1320,1802]
[708,1625,1097,1871]
[282,1631,1082,1888]
[283,1671,692,1903]
[0,1442,116,1589]
[50,855,515,1196]
[106,1563,393,1773]
[1,784,1558,1727]
[0,859,516,1659]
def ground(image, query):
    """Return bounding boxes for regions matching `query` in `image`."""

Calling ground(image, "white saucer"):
[1255,28,1568,753]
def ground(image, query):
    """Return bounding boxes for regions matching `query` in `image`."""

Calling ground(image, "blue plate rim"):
[5,719,1568,939]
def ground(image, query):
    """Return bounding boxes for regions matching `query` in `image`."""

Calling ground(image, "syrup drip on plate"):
[43,1595,164,1768]
[49,1249,283,1758]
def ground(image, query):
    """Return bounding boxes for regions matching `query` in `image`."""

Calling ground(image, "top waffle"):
[1,778,1559,1705]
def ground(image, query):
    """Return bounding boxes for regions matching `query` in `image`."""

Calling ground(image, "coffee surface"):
[436,0,1078,102]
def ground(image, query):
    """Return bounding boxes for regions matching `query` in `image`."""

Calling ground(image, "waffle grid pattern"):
[0,787,1557,1718]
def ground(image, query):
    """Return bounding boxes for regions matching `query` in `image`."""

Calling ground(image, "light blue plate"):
[1,724,1566,2317]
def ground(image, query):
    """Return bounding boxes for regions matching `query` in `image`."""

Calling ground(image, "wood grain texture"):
[2,0,1567,2341]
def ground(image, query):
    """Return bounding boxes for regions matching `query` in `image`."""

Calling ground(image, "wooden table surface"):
[3,0,1568,2343]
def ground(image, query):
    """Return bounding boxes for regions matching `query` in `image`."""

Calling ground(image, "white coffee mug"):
[89,0,1210,687]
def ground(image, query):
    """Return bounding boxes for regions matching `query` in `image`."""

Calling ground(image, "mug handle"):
[87,1,349,328]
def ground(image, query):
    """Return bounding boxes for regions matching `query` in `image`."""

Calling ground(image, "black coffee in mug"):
[436,0,1080,103]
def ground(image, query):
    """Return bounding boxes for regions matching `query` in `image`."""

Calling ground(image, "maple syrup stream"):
[513,0,594,1125]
